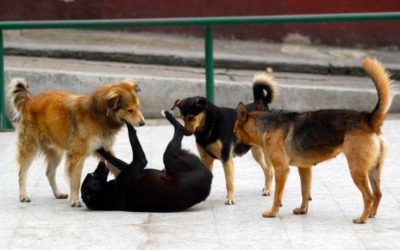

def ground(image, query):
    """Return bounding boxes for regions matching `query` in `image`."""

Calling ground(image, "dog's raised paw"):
[161,110,167,117]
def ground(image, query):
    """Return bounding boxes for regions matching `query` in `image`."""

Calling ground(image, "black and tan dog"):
[234,58,391,223]
[81,111,213,212]
[171,73,278,204]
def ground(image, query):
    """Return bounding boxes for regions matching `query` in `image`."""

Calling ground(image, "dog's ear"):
[237,102,248,123]
[106,91,121,110]
[171,99,182,110]
[195,98,207,110]
[122,77,140,92]
[255,100,264,112]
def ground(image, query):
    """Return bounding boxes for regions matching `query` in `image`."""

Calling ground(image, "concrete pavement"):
[1,119,400,250]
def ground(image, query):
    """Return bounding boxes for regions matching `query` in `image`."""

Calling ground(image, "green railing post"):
[205,25,214,103]
[0,30,14,131]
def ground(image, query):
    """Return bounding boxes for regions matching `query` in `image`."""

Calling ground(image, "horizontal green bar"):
[0,12,400,30]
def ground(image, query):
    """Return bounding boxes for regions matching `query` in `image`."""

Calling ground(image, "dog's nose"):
[139,121,145,127]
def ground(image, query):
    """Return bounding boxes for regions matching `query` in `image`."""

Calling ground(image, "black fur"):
[175,91,272,162]
[253,109,370,155]
[81,112,213,212]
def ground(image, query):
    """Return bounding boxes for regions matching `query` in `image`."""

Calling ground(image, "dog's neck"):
[194,103,219,138]
[80,95,124,132]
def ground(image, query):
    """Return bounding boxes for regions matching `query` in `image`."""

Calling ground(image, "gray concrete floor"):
[1,118,400,250]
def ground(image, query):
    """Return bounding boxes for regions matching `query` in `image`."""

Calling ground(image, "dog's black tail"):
[253,72,279,105]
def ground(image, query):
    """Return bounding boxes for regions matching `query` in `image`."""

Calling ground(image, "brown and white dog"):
[8,77,144,207]
[234,58,391,223]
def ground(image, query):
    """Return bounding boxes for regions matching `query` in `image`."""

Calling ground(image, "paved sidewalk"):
[1,118,400,250]
[4,30,400,79]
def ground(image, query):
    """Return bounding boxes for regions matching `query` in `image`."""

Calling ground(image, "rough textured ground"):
[1,118,400,250]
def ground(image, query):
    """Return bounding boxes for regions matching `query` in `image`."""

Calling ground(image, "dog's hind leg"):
[344,140,378,223]
[42,145,68,199]
[126,122,147,169]
[293,167,312,215]
[251,146,273,196]
[369,136,386,218]
[162,110,186,173]
[17,129,39,202]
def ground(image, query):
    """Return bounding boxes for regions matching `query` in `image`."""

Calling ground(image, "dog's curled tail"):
[7,78,31,120]
[363,58,392,131]
[253,72,279,104]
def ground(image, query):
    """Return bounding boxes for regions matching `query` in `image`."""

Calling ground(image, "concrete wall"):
[1,0,400,47]
[4,68,400,119]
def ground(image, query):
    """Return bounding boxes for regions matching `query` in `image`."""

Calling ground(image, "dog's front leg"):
[263,160,290,218]
[293,167,312,215]
[251,146,274,196]
[66,151,87,207]
[222,159,235,205]
[196,144,214,172]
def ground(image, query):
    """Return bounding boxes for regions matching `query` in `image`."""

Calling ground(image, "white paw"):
[225,198,235,205]
[70,200,82,207]
[20,194,31,202]
[161,110,167,117]
[55,193,69,199]
[262,187,271,196]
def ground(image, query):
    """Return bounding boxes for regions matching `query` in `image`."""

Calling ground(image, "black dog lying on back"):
[81,111,213,212]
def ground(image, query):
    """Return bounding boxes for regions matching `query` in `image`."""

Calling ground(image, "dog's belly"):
[38,133,115,156]
[288,146,342,167]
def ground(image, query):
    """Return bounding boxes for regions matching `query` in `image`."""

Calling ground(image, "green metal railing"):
[1,11,400,131]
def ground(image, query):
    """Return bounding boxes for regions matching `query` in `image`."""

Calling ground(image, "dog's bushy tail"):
[253,72,279,104]
[7,78,31,120]
[363,58,392,131]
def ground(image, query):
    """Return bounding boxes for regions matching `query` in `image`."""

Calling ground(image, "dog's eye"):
[127,109,134,113]
[187,115,194,122]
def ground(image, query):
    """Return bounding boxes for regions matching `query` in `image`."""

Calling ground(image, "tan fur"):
[182,111,206,134]
[222,158,235,205]
[206,140,223,160]
[362,58,392,131]
[251,147,274,196]
[234,58,391,223]
[196,144,215,172]
[253,72,280,102]
[8,78,144,207]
